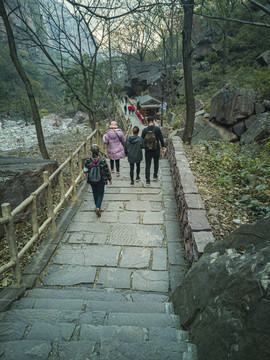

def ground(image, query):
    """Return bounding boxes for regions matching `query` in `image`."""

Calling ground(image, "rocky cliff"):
[170,216,270,360]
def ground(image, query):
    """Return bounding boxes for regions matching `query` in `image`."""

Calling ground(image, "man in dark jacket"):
[125,126,144,186]
[84,144,112,217]
[141,116,165,186]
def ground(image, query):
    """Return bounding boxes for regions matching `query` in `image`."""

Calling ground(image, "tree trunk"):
[108,21,115,121]
[182,0,195,145]
[222,25,228,74]
[169,18,175,104]
[0,0,49,159]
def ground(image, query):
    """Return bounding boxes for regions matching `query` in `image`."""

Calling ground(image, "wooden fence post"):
[31,193,38,238]
[84,135,88,159]
[78,148,82,174]
[59,170,65,204]
[69,152,77,202]
[43,171,57,237]
[1,203,22,287]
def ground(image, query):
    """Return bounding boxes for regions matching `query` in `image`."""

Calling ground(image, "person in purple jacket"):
[103,121,126,176]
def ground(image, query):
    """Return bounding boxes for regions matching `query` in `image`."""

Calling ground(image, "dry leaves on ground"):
[184,145,250,242]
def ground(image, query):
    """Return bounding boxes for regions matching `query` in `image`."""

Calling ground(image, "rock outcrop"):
[241,113,270,145]
[0,157,58,238]
[68,111,89,127]
[210,88,255,125]
[190,88,270,145]
[170,216,270,360]
[257,49,270,66]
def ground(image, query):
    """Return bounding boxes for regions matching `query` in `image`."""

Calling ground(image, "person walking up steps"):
[103,121,125,177]
[141,116,165,186]
[84,144,112,217]
[125,126,144,186]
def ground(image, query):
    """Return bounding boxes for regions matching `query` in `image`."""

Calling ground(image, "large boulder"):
[191,122,238,145]
[210,88,256,125]
[0,157,58,238]
[42,114,61,121]
[240,113,270,145]
[191,123,221,144]
[167,112,177,125]
[256,49,270,66]
[262,100,270,111]
[195,99,205,112]
[170,216,270,360]
[68,111,89,127]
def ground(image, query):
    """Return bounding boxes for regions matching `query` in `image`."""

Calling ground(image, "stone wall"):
[167,136,215,266]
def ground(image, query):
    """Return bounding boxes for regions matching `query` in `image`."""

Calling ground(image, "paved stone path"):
[0,110,197,359]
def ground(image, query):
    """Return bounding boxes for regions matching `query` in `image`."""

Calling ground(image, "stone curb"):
[167,136,215,266]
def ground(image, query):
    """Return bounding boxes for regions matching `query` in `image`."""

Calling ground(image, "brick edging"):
[167,136,215,267]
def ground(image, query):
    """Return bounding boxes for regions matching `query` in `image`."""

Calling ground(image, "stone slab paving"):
[40,157,186,293]
[120,247,151,268]
[0,153,198,359]
[36,156,185,291]
[42,265,97,286]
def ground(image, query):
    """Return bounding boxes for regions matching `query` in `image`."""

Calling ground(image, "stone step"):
[0,322,188,343]
[0,340,198,360]
[25,287,169,303]
[0,309,180,328]
[11,297,172,315]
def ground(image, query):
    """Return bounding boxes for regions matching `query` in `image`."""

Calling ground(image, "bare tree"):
[0,0,49,159]
[196,0,270,28]
[9,0,112,130]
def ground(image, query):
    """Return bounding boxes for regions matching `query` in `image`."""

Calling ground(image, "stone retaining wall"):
[167,136,215,266]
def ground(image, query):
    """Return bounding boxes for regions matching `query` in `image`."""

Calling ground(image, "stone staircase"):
[0,117,198,359]
[0,287,197,359]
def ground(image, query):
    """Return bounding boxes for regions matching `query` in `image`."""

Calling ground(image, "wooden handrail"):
[0,127,101,286]
[0,114,131,286]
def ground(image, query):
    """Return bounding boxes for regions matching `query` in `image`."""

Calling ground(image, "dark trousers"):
[110,159,120,172]
[90,182,105,209]
[130,162,141,182]
[145,149,160,182]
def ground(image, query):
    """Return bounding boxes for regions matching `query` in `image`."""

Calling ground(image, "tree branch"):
[195,12,270,28]
[247,0,270,16]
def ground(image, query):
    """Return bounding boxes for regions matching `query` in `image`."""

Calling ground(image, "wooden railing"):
[117,102,133,135]
[0,108,132,288]
[0,127,107,287]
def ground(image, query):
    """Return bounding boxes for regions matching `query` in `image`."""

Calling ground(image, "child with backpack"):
[124,126,144,186]
[141,116,165,186]
[83,144,112,217]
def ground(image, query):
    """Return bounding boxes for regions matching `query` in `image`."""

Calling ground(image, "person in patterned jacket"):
[83,144,112,217]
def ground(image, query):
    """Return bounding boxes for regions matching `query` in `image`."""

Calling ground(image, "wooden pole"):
[43,171,57,237]
[59,170,65,204]
[84,135,88,158]
[69,152,77,202]
[1,203,22,287]
[31,193,38,237]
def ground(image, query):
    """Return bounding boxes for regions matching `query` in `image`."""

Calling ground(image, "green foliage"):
[173,67,184,80]
[0,44,63,116]
[227,66,270,99]
[63,55,113,111]
[197,141,270,218]
[205,51,220,64]
[172,119,181,129]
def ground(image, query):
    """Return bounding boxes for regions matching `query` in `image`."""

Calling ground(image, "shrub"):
[196,141,270,219]
[205,51,220,64]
